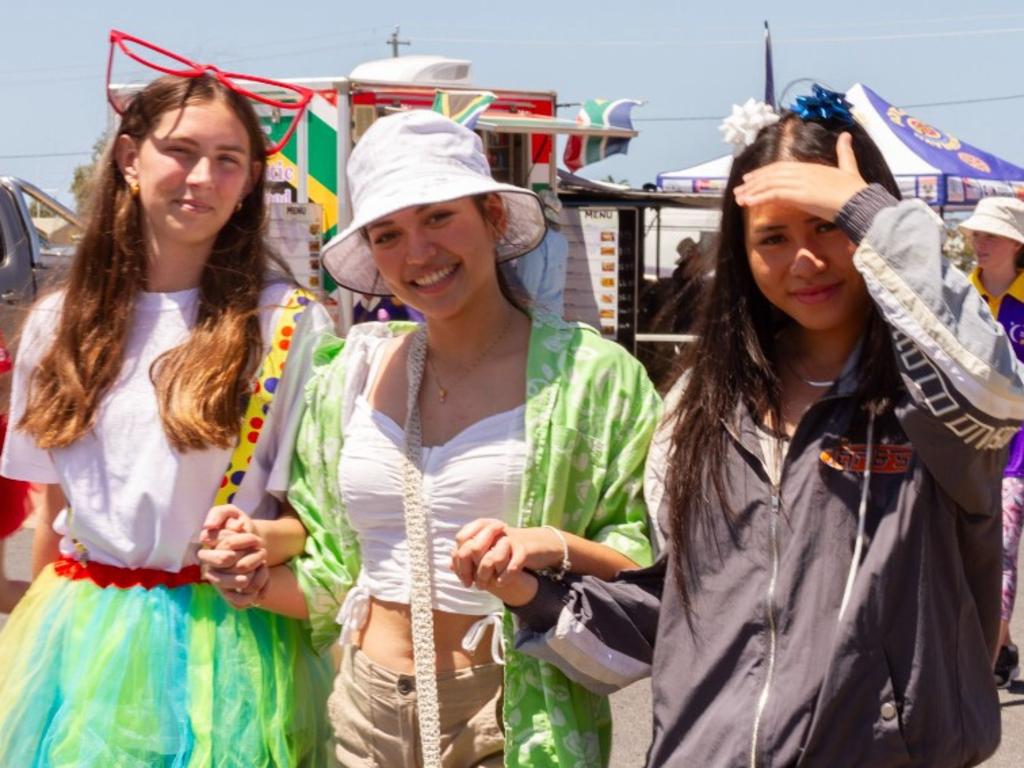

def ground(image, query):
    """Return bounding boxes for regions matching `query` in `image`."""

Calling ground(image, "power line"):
[8,88,1024,161]
[783,26,1024,44]
[411,11,1024,36]
[0,27,385,78]
[415,35,745,47]
[902,93,1024,109]
[4,22,1022,86]
[415,24,1024,48]
[2,16,1021,84]
[759,11,1024,33]
[5,37,383,87]
[635,116,720,123]
[0,34,382,86]
[636,91,1024,124]
[202,36,381,67]
[0,150,93,160]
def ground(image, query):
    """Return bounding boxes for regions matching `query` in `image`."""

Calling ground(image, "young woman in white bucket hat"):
[961,195,1024,688]
[215,109,661,767]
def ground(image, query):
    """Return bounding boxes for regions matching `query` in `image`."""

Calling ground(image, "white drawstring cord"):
[461,612,506,665]
[838,406,878,623]
[336,584,371,646]
[401,329,443,768]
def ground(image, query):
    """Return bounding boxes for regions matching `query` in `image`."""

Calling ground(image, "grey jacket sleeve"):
[845,188,1024,512]
[509,556,666,695]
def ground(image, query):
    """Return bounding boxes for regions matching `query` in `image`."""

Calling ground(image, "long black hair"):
[664,111,902,611]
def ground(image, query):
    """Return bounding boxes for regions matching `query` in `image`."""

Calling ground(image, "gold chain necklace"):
[424,315,515,404]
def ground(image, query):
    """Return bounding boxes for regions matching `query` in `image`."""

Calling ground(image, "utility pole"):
[386,26,410,58]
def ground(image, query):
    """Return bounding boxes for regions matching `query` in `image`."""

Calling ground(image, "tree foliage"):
[600,174,630,186]
[70,132,111,213]
[942,221,975,273]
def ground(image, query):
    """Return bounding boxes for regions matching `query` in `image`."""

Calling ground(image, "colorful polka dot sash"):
[214,288,313,507]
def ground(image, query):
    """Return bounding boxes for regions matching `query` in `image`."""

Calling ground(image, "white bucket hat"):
[322,110,547,296]
[959,196,1024,245]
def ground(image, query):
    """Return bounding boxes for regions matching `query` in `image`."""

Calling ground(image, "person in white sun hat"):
[961,195,1024,689]
[229,109,661,767]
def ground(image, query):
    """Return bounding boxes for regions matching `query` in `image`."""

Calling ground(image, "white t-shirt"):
[0,282,331,571]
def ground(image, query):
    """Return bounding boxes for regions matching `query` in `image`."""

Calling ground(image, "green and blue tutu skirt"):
[0,558,333,767]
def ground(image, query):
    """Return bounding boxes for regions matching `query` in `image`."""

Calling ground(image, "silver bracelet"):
[542,525,572,581]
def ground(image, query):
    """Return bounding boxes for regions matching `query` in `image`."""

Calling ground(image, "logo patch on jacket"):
[820,441,914,473]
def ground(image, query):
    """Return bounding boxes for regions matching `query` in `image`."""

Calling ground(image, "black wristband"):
[507,573,571,632]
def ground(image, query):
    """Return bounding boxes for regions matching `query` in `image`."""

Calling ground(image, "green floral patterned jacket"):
[287,314,660,767]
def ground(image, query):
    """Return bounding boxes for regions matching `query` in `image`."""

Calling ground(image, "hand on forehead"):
[734,133,868,224]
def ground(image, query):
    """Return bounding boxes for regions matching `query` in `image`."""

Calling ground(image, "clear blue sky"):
[4,0,1024,205]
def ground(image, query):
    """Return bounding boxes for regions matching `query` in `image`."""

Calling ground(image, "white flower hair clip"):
[719,98,780,155]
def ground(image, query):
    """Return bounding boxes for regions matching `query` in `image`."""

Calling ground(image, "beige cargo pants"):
[329,645,505,767]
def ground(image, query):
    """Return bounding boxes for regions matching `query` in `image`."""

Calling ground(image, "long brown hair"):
[664,112,903,612]
[21,74,279,451]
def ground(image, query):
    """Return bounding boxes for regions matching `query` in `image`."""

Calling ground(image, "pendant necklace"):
[424,314,515,404]
[786,359,836,389]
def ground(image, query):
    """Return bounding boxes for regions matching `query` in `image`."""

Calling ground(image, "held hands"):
[733,132,868,221]
[450,518,552,607]
[198,504,269,610]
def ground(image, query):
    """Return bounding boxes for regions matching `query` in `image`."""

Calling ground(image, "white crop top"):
[336,348,527,658]
[339,397,527,608]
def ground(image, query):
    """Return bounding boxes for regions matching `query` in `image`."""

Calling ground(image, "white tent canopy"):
[656,83,1024,208]
[657,154,733,196]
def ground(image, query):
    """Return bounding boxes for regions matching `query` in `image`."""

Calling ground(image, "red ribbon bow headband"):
[107,29,314,156]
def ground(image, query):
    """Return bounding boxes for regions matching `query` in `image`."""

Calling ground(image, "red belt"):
[54,556,204,589]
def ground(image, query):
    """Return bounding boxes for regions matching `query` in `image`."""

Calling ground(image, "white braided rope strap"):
[402,329,443,768]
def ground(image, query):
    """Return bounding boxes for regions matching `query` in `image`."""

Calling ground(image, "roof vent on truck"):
[349,55,472,85]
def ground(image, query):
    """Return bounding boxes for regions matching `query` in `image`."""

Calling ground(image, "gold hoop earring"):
[235,200,243,213]
[128,179,140,198]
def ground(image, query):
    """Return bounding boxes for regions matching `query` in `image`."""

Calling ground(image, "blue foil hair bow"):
[790,85,854,125]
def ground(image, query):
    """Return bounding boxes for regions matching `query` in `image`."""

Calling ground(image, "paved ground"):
[3,527,1022,765]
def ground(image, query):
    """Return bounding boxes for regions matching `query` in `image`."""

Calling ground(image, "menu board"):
[562,207,620,338]
[267,202,324,295]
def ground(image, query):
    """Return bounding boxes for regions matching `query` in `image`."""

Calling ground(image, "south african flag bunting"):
[432,90,497,130]
[563,98,642,172]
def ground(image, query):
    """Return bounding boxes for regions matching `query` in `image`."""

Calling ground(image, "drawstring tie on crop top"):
[337,585,371,647]
[336,581,506,665]
[460,612,506,665]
